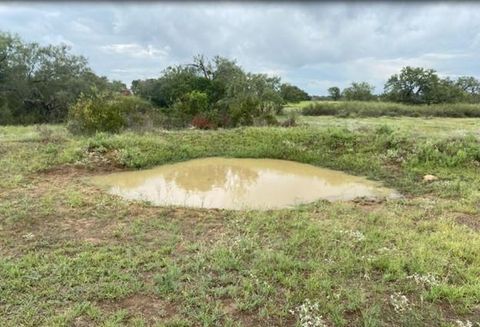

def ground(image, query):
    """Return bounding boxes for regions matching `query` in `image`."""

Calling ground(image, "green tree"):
[0,31,121,124]
[431,77,466,104]
[133,55,283,127]
[383,66,466,104]
[280,83,310,103]
[327,86,341,101]
[456,76,480,94]
[456,76,480,102]
[132,65,211,108]
[342,82,375,101]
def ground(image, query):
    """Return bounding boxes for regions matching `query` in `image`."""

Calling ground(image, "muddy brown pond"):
[92,158,400,210]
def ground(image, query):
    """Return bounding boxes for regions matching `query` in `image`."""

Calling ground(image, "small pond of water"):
[92,158,400,210]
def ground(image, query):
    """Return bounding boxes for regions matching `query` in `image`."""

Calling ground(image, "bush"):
[67,91,157,134]
[191,114,216,129]
[0,101,13,125]
[281,111,298,127]
[173,91,210,118]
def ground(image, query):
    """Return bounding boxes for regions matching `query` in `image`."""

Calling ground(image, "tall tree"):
[280,83,310,103]
[0,31,122,124]
[327,86,341,101]
[383,66,466,104]
[342,82,375,101]
[456,76,480,102]
[132,55,284,126]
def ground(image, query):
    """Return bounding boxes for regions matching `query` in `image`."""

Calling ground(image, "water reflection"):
[92,158,400,210]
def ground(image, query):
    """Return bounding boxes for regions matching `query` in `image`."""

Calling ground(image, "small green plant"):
[35,124,58,143]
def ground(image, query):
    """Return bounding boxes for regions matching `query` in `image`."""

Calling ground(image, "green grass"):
[283,100,321,111]
[1,122,479,326]
[293,116,480,139]
[300,101,480,118]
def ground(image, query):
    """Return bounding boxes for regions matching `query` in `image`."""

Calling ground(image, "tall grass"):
[302,101,480,118]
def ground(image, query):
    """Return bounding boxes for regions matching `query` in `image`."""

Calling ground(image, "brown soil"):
[456,214,480,232]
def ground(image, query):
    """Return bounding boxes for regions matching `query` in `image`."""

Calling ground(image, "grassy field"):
[1,119,479,326]
[283,100,320,111]
[293,116,480,139]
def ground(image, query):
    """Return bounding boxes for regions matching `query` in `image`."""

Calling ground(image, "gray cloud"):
[1,2,479,94]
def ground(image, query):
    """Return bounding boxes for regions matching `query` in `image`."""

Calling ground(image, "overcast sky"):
[1,2,480,95]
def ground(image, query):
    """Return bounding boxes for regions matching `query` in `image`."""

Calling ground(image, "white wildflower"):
[340,230,365,242]
[292,299,328,327]
[455,320,476,327]
[22,233,35,240]
[407,273,439,287]
[378,246,395,253]
[390,292,410,313]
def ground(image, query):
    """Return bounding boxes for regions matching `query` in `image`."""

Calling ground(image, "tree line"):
[2,31,480,130]
[327,67,480,104]
[0,32,309,127]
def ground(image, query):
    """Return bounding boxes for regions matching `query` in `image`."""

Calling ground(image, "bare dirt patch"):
[99,293,178,323]
[456,214,480,231]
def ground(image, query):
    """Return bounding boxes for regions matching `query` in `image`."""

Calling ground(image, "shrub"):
[281,111,298,127]
[35,124,64,143]
[174,90,210,118]
[0,101,13,125]
[191,114,216,129]
[114,96,160,131]
[67,91,157,134]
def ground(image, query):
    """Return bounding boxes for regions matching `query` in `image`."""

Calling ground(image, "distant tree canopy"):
[279,83,310,103]
[0,32,125,124]
[342,82,376,101]
[383,66,480,104]
[323,67,480,105]
[456,76,480,96]
[132,55,284,127]
[327,86,341,101]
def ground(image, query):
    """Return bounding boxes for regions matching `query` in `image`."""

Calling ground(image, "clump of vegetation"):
[302,101,480,118]
[131,55,291,130]
[280,111,299,127]
[67,90,158,134]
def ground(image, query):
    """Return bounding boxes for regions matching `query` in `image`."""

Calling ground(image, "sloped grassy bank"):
[1,124,479,326]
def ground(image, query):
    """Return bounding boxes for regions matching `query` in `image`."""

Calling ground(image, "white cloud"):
[101,43,169,59]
